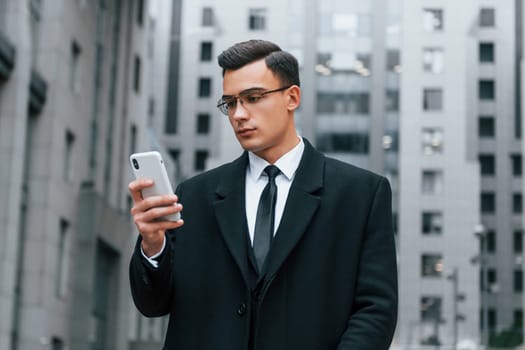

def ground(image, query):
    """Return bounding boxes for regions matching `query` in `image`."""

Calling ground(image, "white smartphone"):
[130,151,181,221]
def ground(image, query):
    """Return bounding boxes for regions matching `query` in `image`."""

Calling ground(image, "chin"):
[237,137,259,150]
[242,143,267,156]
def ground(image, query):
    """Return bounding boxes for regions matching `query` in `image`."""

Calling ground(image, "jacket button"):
[237,303,246,316]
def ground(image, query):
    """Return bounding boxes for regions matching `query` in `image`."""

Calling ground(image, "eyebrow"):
[221,87,266,99]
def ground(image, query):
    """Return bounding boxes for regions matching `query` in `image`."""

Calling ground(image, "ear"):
[286,85,301,112]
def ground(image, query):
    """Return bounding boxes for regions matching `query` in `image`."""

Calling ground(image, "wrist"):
[141,235,165,257]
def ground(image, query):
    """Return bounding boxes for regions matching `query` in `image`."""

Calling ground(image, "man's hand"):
[128,178,184,257]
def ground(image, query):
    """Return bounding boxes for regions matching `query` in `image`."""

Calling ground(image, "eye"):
[244,93,263,104]
[224,98,237,109]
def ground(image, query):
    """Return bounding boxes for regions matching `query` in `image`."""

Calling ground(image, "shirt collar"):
[248,137,304,182]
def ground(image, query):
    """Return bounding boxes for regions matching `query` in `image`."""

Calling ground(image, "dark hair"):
[217,39,300,87]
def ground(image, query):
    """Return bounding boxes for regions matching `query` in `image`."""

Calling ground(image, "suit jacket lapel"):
[213,152,257,288]
[263,139,324,279]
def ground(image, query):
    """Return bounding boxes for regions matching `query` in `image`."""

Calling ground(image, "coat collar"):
[213,138,324,286]
[212,152,256,287]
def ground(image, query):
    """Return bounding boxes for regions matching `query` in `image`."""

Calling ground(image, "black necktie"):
[253,165,280,273]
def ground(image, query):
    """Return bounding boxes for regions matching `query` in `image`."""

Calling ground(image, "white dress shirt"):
[142,137,305,266]
[245,137,304,245]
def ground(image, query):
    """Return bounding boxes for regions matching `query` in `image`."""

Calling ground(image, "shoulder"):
[299,138,389,192]
[325,156,382,180]
[319,156,392,208]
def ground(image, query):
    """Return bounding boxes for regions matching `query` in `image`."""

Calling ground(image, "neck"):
[256,134,301,164]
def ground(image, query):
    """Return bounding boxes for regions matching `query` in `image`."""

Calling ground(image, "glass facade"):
[315,0,373,158]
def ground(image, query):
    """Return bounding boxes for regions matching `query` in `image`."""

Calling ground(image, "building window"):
[423,9,443,32]
[317,51,372,76]
[423,48,444,74]
[421,296,442,322]
[479,80,495,100]
[487,268,497,285]
[56,219,69,298]
[64,130,75,181]
[512,154,522,177]
[487,231,496,253]
[130,124,137,155]
[198,78,211,97]
[480,8,495,27]
[422,128,443,155]
[194,150,208,171]
[514,309,523,328]
[127,195,133,215]
[422,170,443,194]
[386,50,400,72]
[382,133,398,151]
[51,336,65,350]
[148,97,155,117]
[196,113,210,134]
[133,55,141,93]
[422,212,443,235]
[136,0,144,27]
[202,7,214,27]
[479,117,495,138]
[515,231,523,253]
[70,41,81,93]
[481,192,495,213]
[482,230,496,253]
[386,90,399,112]
[200,42,213,62]
[169,149,181,180]
[479,154,495,176]
[421,254,443,277]
[317,92,370,114]
[514,270,523,293]
[316,133,369,154]
[488,309,497,330]
[423,88,443,111]
[249,8,267,31]
[513,193,522,214]
[479,42,494,63]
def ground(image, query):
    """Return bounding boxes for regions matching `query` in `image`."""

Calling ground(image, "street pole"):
[452,267,458,350]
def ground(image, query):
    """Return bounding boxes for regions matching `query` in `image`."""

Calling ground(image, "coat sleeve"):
[337,177,398,350]
[129,231,176,317]
[129,183,184,317]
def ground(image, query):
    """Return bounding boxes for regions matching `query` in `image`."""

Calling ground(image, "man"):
[129,40,397,350]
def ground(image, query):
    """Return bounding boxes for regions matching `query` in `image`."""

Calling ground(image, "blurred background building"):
[0,0,524,349]
[0,0,156,349]
[398,1,481,348]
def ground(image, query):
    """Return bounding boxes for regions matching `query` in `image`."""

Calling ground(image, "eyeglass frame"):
[216,85,293,116]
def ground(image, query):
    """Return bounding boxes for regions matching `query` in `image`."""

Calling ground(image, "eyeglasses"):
[216,85,292,116]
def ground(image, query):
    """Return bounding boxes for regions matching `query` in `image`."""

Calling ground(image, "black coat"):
[129,139,398,350]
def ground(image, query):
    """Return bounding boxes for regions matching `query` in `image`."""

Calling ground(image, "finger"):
[128,178,154,203]
[139,203,183,223]
[136,219,184,236]
[133,194,179,213]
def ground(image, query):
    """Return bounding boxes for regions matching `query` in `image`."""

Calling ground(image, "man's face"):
[221,59,300,163]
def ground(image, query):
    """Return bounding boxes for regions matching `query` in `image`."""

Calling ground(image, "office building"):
[0,0,154,349]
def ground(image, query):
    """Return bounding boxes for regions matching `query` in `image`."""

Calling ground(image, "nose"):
[231,98,248,120]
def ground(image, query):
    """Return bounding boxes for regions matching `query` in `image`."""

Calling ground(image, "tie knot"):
[264,165,280,180]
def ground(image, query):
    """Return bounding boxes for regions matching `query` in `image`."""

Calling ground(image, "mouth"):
[237,127,256,136]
